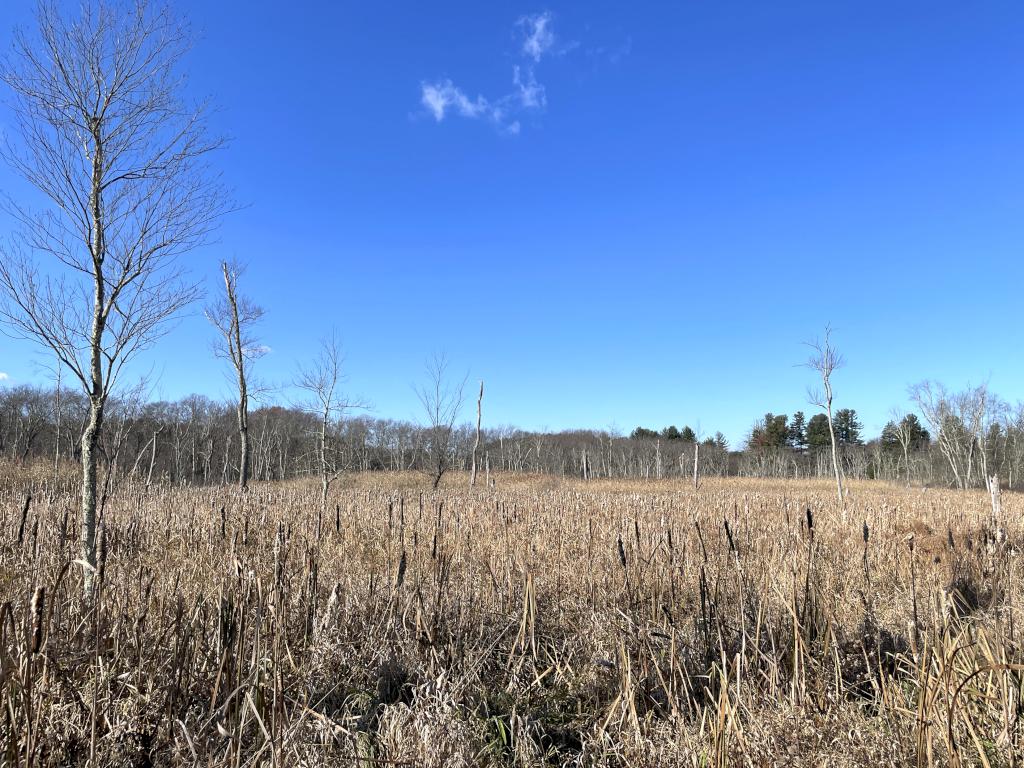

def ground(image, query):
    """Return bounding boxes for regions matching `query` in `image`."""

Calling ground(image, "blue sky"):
[1,1,1023,446]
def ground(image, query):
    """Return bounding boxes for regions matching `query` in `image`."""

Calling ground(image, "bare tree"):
[888,408,915,486]
[415,353,467,489]
[805,326,845,502]
[53,358,61,484]
[470,380,483,487]
[909,380,992,490]
[206,260,264,490]
[294,333,364,509]
[0,1,226,593]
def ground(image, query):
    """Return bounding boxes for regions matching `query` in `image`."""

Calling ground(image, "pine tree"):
[833,408,863,445]
[788,411,807,450]
[806,414,832,450]
[661,425,682,441]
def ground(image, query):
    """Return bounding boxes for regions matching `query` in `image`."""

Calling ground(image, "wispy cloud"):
[0,372,8,382]
[513,66,546,109]
[518,11,555,62]
[421,80,490,122]
[418,9,571,134]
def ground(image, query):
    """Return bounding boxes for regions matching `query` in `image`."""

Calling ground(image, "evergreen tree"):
[680,426,697,443]
[788,411,807,450]
[630,427,659,440]
[833,408,863,445]
[748,413,789,449]
[661,425,682,441]
[879,422,899,450]
[881,414,930,451]
[806,413,832,450]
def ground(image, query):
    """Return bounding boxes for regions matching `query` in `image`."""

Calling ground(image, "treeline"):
[0,384,732,485]
[728,381,1022,489]
[1,380,1021,489]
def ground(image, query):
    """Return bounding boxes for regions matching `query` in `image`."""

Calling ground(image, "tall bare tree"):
[0,1,225,593]
[910,380,997,490]
[415,353,467,489]
[470,380,483,487]
[805,325,845,502]
[888,408,915,486]
[207,260,264,490]
[294,333,364,509]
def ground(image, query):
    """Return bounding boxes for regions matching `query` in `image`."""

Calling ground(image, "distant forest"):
[1,380,1018,490]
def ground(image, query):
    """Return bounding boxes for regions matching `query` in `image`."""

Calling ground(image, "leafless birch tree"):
[294,333,364,509]
[206,261,264,490]
[888,408,915,486]
[415,353,466,489]
[470,380,483,487]
[805,326,844,502]
[0,1,226,593]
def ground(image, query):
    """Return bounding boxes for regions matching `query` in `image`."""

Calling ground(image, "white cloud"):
[421,80,491,122]
[519,11,555,62]
[513,66,546,109]
[419,10,569,134]
[0,372,8,382]
[420,76,538,132]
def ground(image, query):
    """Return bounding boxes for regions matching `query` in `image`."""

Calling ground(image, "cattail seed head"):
[30,585,45,654]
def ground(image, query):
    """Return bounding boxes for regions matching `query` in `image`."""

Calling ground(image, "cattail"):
[805,507,814,537]
[724,519,735,553]
[395,550,407,590]
[17,493,31,546]
[98,522,108,582]
[273,521,284,585]
[30,585,45,654]
[862,521,869,544]
[617,534,627,570]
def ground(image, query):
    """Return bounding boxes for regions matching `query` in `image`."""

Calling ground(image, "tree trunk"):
[238,410,249,489]
[53,364,61,485]
[988,474,1001,525]
[470,381,483,487]
[146,429,159,487]
[319,410,330,510]
[825,399,844,502]
[80,399,103,595]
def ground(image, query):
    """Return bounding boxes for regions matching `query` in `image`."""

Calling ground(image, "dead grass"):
[0,465,1020,766]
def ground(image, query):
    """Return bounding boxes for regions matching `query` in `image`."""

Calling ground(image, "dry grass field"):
[0,464,1021,766]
